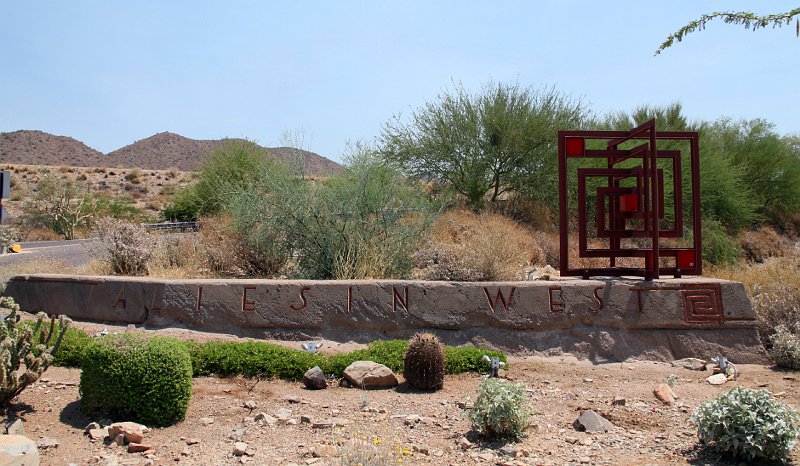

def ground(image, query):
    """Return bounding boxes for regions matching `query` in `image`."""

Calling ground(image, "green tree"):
[379,82,587,209]
[162,139,280,221]
[24,175,97,240]
[656,8,800,55]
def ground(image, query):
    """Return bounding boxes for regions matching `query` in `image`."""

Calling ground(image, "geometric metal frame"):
[558,119,701,280]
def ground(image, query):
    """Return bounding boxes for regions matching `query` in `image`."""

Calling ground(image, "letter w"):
[483,287,515,313]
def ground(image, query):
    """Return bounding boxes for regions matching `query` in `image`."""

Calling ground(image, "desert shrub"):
[190,341,323,379]
[94,196,147,222]
[229,149,438,279]
[468,378,530,440]
[80,334,192,426]
[702,217,742,265]
[32,324,92,368]
[189,339,506,379]
[0,225,20,250]
[751,282,800,347]
[738,226,791,263]
[94,218,153,275]
[403,333,445,390]
[770,325,800,370]
[693,387,800,462]
[413,210,540,281]
[1,296,71,405]
[124,169,142,184]
[196,216,247,275]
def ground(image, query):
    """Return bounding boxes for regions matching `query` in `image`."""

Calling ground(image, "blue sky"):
[1,1,797,162]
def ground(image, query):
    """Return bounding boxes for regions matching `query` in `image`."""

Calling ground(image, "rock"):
[282,394,303,403]
[5,419,25,436]
[653,383,676,405]
[275,408,293,422]
[303,367,327,390]
[97,456,118,466]
[243,400,257,410]
[88,428,109,441]
[342,361,398,389]
[127,443,151,453]
[404,414,421,425]
[37,437,59,449]
[477,452,495,461]
[457,437,473,450]
[612,395,626,406]
[671,357,707,371]
[311,418,350,429]
[499,445,518,457]
[107,422,145,444]
[0,435,40,466]
[412,445,430,455]
[199,416,215,426]
[311,444,338,457]
[707,373,727,385]
[232,442,249,456]
[254,413,277,425]
[300,415,312,424]
[186,438,200,445]
[84,422,101,433]
[113,434,125,447]
[574,410,615,433]
[229,428,247,442]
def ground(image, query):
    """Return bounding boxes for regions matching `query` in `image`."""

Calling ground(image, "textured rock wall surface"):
[5,274,768,363]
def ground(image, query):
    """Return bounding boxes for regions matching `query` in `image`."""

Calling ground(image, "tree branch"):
[656,8,800,55]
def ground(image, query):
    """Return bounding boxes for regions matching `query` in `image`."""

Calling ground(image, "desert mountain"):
[0,130,342,176]
[0,130,106,167]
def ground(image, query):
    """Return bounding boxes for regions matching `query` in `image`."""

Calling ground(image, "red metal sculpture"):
[557,119,701,280]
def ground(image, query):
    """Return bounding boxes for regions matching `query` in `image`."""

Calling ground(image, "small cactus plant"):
[403,332,445,390]
[0,296,71,405]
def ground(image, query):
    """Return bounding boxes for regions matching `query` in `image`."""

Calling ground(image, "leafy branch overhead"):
[656,8,800,55]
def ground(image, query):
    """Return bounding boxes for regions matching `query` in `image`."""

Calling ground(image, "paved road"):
[1,238,99,268]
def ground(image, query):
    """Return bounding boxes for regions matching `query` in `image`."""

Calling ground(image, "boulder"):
[342,361,398,389]
[107,422,145,444]
[0,435,39,466]
[653,383,676,405]
[707,373,727,385]
[574,410,614,433]
[671,358,707,371]
[303,366,327,390]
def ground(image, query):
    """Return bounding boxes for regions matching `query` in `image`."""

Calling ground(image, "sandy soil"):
[7,322,800,466]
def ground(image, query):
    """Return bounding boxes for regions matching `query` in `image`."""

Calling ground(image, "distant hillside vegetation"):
[0,130,342,176]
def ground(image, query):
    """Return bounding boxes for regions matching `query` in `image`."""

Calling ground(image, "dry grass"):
[0,258,83,293]
[708,243,800,346]
[412,210,544,281]
[738,226,792,263]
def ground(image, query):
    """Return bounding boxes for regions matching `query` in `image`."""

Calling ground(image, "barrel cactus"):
[0,296,71,405]
[403,332,445,390]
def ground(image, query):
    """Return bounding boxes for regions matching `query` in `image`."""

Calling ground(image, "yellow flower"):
[373,438,383,445]
[402,448,410,455]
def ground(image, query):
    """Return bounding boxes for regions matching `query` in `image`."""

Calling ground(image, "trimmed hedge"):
[30,322,94,368]
[63,327,508,380]
[80,334,193,427]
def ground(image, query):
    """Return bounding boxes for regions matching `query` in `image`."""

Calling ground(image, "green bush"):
[702,217,743,265]
[468,378,530,440]
[188,339,506,380]
[32,324,93,368]
[80,334,192,427]
[189,341,323,380]
[693,386,800,461]
[770,325,800,370]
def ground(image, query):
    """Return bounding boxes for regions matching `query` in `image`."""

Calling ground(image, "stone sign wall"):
[4,274,768,363]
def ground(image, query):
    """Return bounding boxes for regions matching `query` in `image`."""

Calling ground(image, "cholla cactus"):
[0,296,71,405]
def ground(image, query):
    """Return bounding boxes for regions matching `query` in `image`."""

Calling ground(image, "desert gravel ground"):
[9,323,800,466]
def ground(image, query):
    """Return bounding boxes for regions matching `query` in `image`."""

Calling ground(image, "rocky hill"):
[0,130,106,167]
[0,130,342,176]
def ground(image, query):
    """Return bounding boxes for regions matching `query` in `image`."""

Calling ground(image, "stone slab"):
[4,274,769,363]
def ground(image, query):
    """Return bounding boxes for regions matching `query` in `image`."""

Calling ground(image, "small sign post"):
[0,170,9,224]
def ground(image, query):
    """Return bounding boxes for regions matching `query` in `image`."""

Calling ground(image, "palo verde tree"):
[656,7,800,55]
[379,82,587,209]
